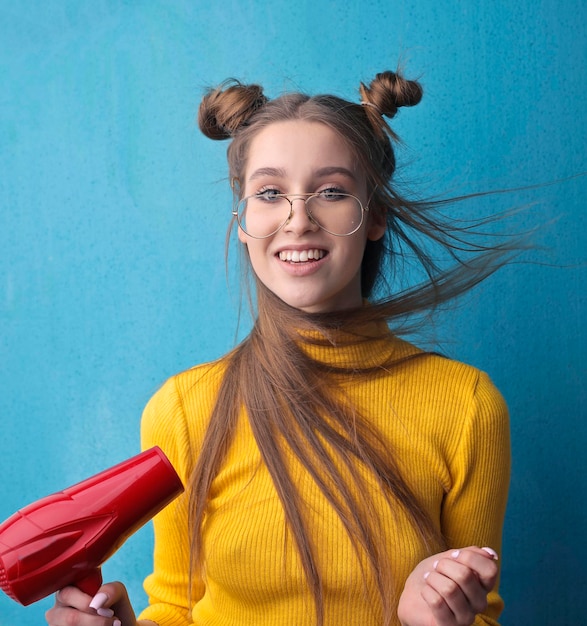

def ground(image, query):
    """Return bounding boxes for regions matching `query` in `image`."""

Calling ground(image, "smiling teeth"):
[279,249,325,263]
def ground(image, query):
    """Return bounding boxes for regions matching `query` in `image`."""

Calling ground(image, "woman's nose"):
[283,198,320,234]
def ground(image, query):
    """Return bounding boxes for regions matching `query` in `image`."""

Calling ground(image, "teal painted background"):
[1,2,585,624]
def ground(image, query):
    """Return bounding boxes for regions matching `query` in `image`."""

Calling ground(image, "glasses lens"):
[307,193,364,236]
[236,195,291,238]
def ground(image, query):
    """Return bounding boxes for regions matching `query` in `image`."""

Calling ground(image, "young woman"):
[46,71,510,626]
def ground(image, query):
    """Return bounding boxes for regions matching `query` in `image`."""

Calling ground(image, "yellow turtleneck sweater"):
[138,329,509,626]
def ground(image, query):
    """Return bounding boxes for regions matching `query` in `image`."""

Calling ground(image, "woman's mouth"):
[278,249,326,263]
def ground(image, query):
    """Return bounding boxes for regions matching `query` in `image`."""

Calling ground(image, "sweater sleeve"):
[137,376,204,626]
[441,371,511,626]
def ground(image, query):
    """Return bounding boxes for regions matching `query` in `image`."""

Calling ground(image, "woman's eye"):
[319,187,347,200]
[256,189,282,201]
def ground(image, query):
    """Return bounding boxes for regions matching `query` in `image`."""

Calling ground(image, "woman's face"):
[238,120,385,313]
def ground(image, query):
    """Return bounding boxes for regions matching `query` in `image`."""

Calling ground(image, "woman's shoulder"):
[146,353,231,420]
[140,354,232,476]
[393,335,490,380]
[170,354,231,395]
[389,337,507,415]
[382,341,509,463]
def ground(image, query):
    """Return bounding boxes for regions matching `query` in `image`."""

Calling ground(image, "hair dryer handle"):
[75,568,103,597]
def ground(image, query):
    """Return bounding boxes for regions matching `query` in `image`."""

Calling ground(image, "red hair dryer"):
[0,446,183,606]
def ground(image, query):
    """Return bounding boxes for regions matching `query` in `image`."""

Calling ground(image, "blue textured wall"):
[1,2,585,624]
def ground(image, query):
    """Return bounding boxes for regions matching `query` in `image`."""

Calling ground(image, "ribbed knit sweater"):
[138,327,509,626]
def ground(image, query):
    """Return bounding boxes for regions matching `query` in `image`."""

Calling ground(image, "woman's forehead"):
[244,120,363,182]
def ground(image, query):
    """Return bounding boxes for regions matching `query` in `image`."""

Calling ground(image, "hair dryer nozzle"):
[0,447,183,605]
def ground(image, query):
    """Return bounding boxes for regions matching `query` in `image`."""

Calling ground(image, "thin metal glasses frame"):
[232,192,369,239]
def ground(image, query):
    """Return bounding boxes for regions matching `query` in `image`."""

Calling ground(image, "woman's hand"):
[397,546,499,626]
[45,582,138,626]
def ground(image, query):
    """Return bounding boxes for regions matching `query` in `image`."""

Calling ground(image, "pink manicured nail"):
[423,571,430,580]
[433,559,439,569]
[482,546,499,560]
[97,607,115,618]
[89,592,108,610]
[114,620,122,626]
[451,550,461,559]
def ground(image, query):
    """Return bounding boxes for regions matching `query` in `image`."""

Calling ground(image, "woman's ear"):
[366,208,386,242]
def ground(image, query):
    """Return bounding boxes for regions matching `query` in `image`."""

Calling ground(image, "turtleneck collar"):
[295,320,422,370]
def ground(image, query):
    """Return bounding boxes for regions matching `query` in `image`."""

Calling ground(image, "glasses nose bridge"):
[283,194,320,231]
[287,193,311,204]
[286,193,314,217]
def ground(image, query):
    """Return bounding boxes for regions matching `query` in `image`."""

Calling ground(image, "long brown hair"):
[190,71,517,624]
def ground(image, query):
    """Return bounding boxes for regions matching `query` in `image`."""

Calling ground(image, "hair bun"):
[359,70,423,120]
[198,79,268,140]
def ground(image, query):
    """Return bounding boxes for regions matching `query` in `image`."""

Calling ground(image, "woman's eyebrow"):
[248,167,287,181]
[248,166,356,182]
[315,166,357,180]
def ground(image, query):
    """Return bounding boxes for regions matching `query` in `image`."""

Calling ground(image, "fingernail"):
[114,620,122,626]
[451,550,461,559]
[423,571,430,580]
[89,592,108,610]
[97,608,115,618]
[482,546,499,560]
[433,559,439,569]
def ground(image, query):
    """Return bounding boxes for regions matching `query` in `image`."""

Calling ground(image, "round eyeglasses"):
[233,191,369,239]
